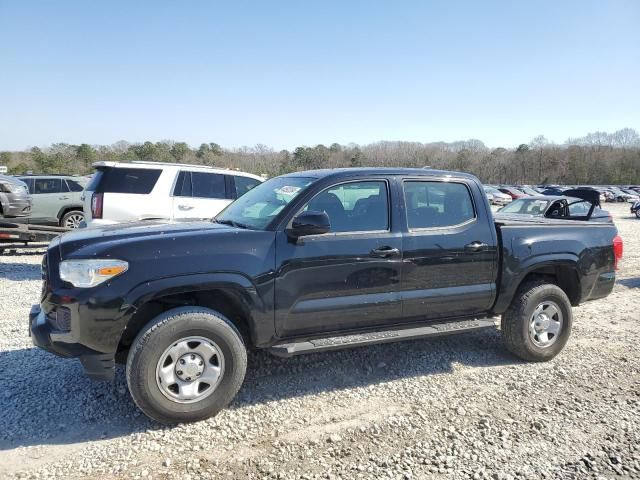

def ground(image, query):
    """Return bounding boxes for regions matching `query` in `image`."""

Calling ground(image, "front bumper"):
[1,198,31,217]
[29,304,115,381]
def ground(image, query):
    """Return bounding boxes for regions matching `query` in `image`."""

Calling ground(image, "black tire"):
[60,210,84,228]
[501,280,572,362]
[126,306,247,424]
[635,209,640,219]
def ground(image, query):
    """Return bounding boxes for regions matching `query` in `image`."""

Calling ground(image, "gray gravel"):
[1,203,639,479]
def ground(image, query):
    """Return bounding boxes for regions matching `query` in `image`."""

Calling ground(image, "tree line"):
[1,128,639,185]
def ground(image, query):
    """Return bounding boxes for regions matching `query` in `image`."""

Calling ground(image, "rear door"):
[400,179,498,321]
[172,171,231,220]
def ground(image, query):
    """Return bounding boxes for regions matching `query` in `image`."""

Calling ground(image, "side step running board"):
[268,318,497,358]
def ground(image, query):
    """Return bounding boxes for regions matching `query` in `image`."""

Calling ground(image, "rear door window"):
[234,176,261,198]
[404,181,475,229]
[191,172,226,199]
[92,168,161,194]
[34,178,63,194]
[66,179,84,192]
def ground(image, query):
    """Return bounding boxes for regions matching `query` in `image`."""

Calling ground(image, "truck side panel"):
[492,222,617,314]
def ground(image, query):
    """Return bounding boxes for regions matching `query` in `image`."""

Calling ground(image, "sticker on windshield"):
[275,186,302,196]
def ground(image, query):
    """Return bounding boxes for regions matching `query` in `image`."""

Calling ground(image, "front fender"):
[122,272,264,315]
[116,272,271,346]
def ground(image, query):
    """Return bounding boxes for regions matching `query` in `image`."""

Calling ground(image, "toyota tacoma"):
[30,168,623,423]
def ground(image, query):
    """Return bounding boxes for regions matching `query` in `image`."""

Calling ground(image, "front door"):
[400,179,498,321]
[275,179,403,338]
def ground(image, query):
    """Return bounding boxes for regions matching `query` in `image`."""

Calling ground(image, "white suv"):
[83,161,263,227]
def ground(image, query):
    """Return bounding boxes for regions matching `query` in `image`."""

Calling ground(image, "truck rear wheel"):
[126,307,247,424]
[501,280,572,362]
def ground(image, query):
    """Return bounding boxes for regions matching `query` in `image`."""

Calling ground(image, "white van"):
[83,161,263,227]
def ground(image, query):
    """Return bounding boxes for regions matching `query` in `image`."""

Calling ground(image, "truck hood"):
[57,220,234,259]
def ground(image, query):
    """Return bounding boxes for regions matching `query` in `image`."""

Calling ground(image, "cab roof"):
[283,167,476,181]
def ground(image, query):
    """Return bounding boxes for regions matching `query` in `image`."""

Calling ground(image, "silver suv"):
[0,175,31,219]
[18,175,88,228]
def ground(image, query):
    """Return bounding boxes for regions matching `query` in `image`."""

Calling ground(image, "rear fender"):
[493,253,581,313]
[57,204,84,220]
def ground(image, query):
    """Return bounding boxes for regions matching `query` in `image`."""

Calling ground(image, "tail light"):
[613,235,623,270]
[91,192,103,219]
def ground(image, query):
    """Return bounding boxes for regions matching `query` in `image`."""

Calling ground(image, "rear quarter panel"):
[493,221,617,313]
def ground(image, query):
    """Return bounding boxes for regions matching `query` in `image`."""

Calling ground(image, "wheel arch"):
[493,257,582,313]
[57,204,84,221]
[116,273,268,361]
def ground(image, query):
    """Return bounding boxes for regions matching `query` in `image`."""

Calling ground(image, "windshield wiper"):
[215,219,252,230]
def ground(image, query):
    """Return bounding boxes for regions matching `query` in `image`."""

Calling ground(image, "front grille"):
[46,307,72,332]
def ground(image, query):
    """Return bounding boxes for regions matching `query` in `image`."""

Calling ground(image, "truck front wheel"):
[126,307,247,424]
[501,280,572,362]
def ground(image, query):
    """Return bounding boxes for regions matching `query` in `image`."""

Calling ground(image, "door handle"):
[178,205,195,211]
[58,196,70,200]
[464,241,489,252]
[370,246,400,258]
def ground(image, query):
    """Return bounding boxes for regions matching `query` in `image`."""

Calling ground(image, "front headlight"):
[59,259,128,288]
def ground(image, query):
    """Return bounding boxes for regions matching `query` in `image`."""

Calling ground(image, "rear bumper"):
[85,218,119,228]
[29,305,115,381]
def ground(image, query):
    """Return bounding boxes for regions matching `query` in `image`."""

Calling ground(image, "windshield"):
[499,198,550,215]
[215,176,315,230]
[484,187,500,194]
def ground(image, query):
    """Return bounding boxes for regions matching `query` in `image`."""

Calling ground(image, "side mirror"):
[288,210,330,238]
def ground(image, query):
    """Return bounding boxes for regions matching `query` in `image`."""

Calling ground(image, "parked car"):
[30,168,621,424]
[631,201,640,219]
[620,188,640,201]
[17,175,88,228]
[0,175,31,219]
[600,189,616,202]
[495,195,612,223]
[83,161,264,227]
[606,186,638,203]
[497,186,528,199]
[540,186,568,196]
[512,186,540,196]
[483,185,512,206]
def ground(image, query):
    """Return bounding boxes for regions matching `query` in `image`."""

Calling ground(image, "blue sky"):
[0,0,638,150]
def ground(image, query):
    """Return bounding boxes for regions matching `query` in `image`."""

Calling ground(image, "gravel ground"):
[1,203,639,480]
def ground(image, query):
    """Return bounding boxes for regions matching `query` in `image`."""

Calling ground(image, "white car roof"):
[92,160,263,180]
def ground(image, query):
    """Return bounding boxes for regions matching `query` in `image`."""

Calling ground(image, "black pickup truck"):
[30,168,623,424]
